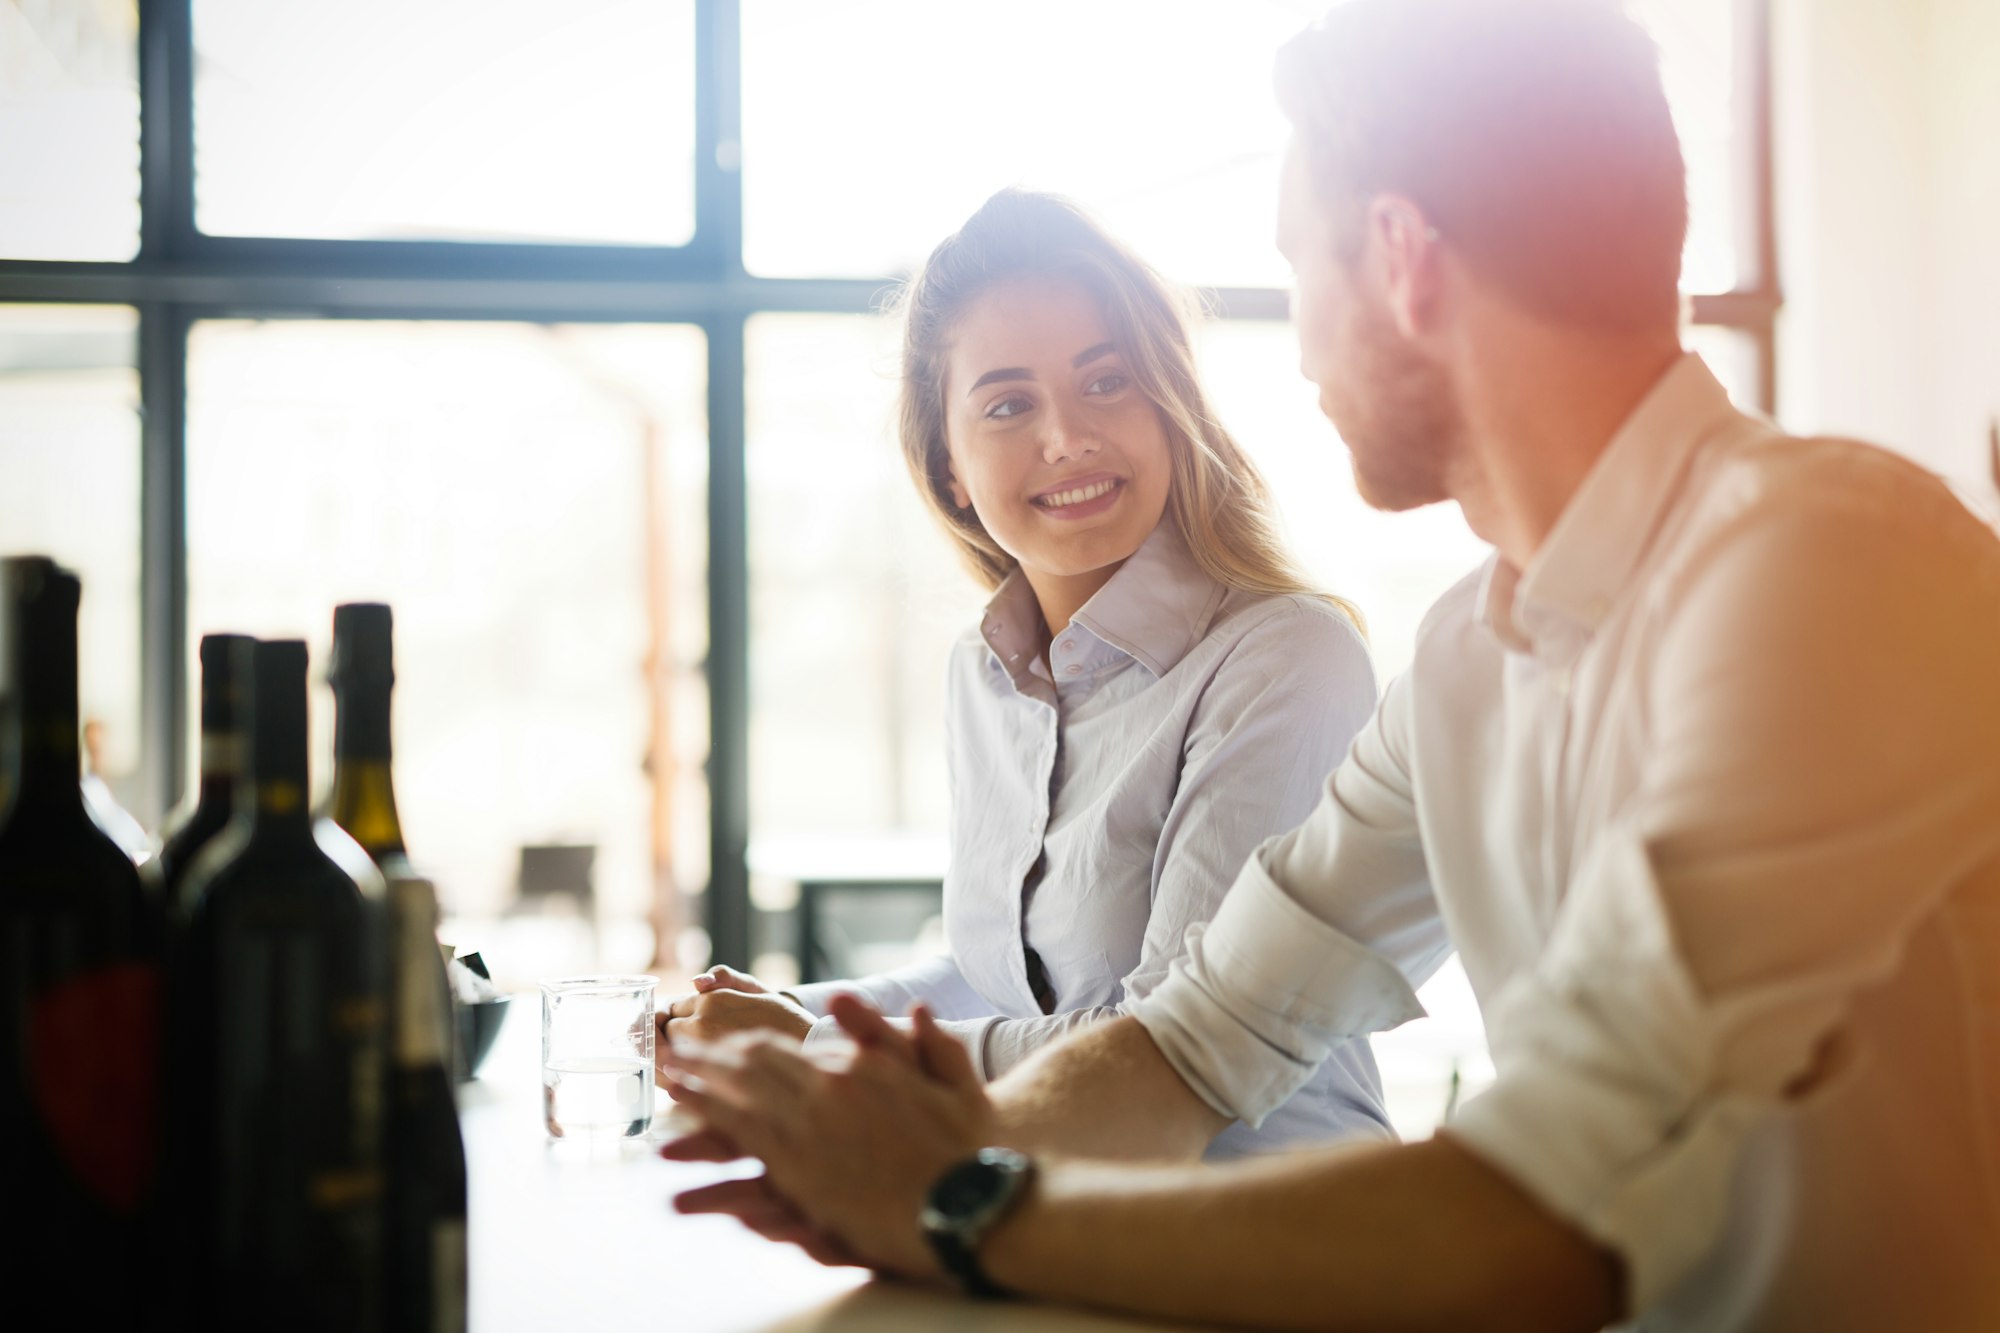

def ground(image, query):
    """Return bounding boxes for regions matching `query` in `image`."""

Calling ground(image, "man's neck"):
[1449,310,1684,571]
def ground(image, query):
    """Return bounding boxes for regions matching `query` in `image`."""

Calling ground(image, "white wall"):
[1775,0,2000,509]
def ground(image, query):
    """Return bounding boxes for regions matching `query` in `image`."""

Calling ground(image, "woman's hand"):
[655,973,817,1088]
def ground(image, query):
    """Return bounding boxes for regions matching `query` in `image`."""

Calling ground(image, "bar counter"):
[459,998,1207,1332]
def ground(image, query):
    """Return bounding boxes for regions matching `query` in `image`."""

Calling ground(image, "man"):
[662,2,2000,1329]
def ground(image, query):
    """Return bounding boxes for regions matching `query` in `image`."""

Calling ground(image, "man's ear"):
[1369,196,1445,339]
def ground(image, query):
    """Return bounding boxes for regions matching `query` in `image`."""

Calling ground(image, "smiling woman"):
[667,191,1389,1160]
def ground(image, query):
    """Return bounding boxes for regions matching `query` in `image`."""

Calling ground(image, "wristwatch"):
[919,1147,1037,1299]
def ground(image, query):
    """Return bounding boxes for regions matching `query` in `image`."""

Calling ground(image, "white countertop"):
[459,998,1207,1333]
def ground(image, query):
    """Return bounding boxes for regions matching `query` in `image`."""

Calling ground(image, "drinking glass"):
[540,975,657,1139]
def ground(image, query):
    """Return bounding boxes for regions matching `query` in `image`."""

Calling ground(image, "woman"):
[663,190,1388,1155]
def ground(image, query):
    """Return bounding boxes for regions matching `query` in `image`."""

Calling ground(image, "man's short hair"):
[1277,0,1689,333]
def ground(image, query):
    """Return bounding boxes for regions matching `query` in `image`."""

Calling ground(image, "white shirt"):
[792,523,1396,1156]
[1133,355,2000,1330]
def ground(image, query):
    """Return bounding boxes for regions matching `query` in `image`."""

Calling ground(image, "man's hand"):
[662,997,996,1278]
[655,969,816,1088]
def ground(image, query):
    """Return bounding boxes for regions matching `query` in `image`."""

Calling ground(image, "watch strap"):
[924,1226,1016,1300]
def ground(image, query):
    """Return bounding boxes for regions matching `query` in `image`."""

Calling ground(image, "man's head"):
[1275,0,1688,510]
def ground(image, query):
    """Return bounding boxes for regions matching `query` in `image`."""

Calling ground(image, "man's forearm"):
[979,1134,1623,1333]
[987,1013,1229,1160]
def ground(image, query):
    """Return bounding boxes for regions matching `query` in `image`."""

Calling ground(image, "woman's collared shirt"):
[792,524,1391,1156]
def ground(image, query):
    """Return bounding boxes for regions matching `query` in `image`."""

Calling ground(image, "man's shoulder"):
[1678,429,2000,584]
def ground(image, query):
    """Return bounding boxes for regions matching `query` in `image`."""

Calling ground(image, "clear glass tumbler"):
[540,975,657,1139]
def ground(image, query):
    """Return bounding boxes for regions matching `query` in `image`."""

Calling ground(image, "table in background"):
[460,997,1207,1332]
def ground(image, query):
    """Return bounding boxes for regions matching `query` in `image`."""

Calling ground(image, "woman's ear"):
[945,463,972,512]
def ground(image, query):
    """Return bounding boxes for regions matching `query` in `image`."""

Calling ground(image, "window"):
[1,0,1777,1050]
[191,0,697,247]
[0,305,143,802]
[0,1,141,261]
[184,318,708,977]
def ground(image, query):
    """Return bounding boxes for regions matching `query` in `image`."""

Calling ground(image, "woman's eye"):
[1085,372,1129,396]
[986,395,1031,420]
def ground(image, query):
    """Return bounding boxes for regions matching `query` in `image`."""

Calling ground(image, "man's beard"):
[1323,297,1466,513]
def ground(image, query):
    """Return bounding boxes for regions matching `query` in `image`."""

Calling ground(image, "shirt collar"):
[978,522,1226,682]
[1480,352,1740,659]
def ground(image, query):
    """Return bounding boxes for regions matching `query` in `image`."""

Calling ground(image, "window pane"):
[1633,0,1743,293]
[742,0,1318,286]
[745,0,1746,296]
[0,305,142,805]
[192,0,696,247]
[1686,322,1761,408]
[187,320,708,984]
[744,314,980,844]
[0,1,140,260]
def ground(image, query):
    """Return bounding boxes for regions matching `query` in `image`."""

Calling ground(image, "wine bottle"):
[154,633,254,916]
[383,874,468,1333]
[175,638,387,1331]
[321,601,459,1078]
[0,556,162,1326]
[326,602,406,869]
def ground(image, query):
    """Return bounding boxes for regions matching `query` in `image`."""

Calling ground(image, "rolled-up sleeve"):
[1446,482,2000,1309]
[1133,668,1451,1126]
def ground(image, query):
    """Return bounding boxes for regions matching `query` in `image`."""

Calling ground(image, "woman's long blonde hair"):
[892,189,1361,631]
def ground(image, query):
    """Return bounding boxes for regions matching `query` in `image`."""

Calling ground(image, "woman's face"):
[942,276,1174,587]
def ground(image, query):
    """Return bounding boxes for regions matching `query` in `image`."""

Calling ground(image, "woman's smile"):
[1031,473,1126,519]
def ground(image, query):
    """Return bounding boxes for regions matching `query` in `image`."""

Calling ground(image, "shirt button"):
[1059,639,1074,652]
[1064,663,1082,675]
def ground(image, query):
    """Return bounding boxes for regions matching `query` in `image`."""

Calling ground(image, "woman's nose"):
[1040,403,1099,464]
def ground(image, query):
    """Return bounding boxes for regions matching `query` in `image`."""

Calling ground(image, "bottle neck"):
[329,677,404,860]
[3,588,84,816]
[391,878,448,1069]
[245,676,312,835]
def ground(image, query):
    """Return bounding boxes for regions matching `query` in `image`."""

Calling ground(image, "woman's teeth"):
[1037,479,1118,508]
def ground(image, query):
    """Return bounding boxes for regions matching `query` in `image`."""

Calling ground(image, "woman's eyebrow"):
[965,342,1118,396]
[967,366,1033,395]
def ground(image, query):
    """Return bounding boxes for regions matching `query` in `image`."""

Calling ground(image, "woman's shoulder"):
[1211,587,1369,659]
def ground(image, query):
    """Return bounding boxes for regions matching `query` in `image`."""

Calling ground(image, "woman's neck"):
[1023,562,1124,670]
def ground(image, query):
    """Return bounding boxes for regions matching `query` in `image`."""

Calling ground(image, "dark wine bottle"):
[175,638,387,1332]
[383,874,468,1333]
[154,632,254,915]
[0,556,161,1326]
[326,603,406,868]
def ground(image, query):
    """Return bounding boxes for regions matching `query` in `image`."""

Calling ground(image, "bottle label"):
[28,962,162,1212]
[200,734,246,776]
[433,1218,469,1333]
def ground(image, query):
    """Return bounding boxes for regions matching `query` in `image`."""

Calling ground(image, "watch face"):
[932,1159,1007,1218]
[925,1148,1032,1231]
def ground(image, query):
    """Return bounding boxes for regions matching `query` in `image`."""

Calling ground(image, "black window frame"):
[0,0,1778,968]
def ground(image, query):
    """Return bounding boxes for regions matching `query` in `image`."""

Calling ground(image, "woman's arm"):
[788,953,990,1022]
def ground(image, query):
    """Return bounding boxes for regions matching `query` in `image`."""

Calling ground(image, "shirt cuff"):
[800,1013,852,1050]
[1131,852,1425,1127]
[800,1012,1001,1081]
[784,981,849,1018]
